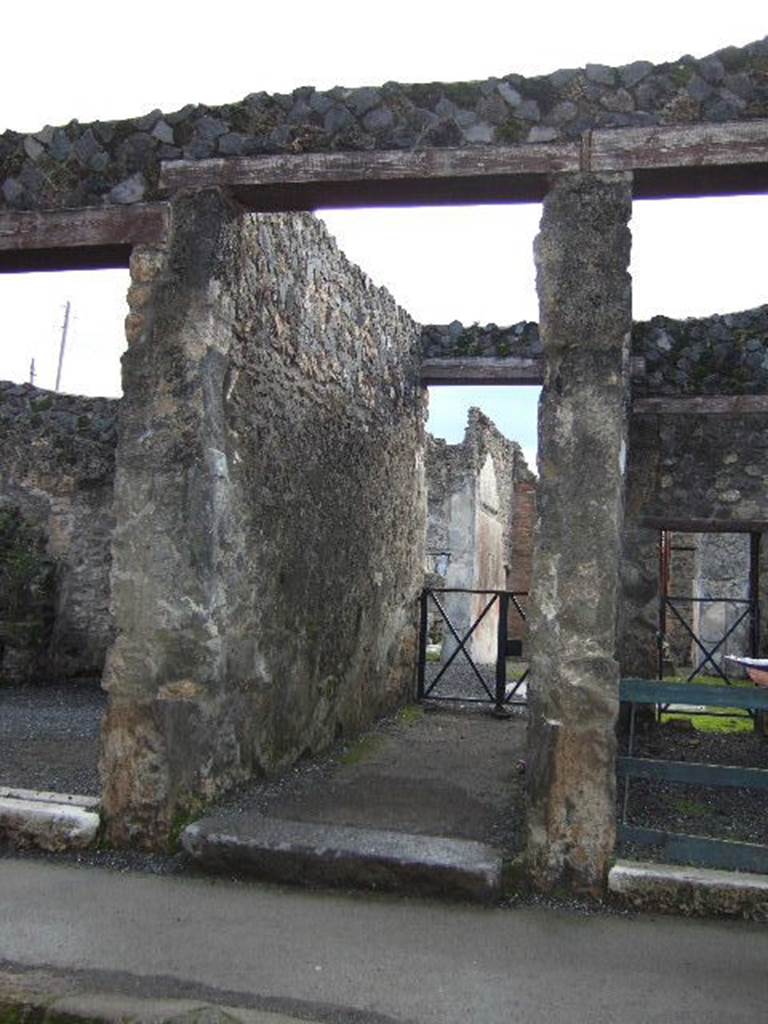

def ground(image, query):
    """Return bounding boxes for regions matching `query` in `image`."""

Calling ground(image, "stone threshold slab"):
[609,859,768,919]
[0,792,100,852]
[182,815,502,903]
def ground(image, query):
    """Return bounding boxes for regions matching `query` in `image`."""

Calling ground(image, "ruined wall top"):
[2,37,767,211]
[423,303,768,396]
[427,407,534,488]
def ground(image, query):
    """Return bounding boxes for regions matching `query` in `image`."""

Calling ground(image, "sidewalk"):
[1,857,767,1024]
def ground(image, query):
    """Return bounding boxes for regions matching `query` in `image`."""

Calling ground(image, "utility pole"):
[55,300,70,393]
[29,357,36,385]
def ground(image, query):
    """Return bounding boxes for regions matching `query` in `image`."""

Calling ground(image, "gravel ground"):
[202,701,528,854]
[423,660,527,705]
[617,719,768,855]
[3,681,767,891]
[0,682,106,795]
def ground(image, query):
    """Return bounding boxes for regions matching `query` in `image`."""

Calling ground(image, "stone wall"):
[659,532,756,673]
[0,381,117,683]
[423,303,768,397]
[619,410,768,677]
[423,306,768,682]
[2,38,767,211]
[422,320,541,360]
[632,305,768,396]
[425,408,534,662]
[101,193,425,846]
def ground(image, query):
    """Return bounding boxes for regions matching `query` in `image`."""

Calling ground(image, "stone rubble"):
[1,37,767,211]
[423,304,768,396]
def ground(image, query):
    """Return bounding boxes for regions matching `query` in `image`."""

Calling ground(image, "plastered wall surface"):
[425,409,535,663]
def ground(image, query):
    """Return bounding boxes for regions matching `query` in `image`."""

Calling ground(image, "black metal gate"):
[416,587,528,713]
[658,530,761,686]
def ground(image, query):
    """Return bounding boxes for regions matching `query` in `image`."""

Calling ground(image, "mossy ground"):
[340,734,383,766]
[659,674,757,734]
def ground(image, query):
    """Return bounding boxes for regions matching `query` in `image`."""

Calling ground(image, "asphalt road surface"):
[1,858,767,1023]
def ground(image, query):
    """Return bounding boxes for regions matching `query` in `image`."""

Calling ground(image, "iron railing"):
[416,587,528,714]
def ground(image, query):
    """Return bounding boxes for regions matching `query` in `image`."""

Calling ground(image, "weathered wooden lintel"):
[158,119,768,208]
[0,203,169,272]
[634,394,768,416]
[421,355,647,386]
[421,356,544,386]
[639,517,768,533]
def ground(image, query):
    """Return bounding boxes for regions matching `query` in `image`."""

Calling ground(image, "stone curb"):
[182,815,502,903]
[608,858,768,920]
[0,792,100,852]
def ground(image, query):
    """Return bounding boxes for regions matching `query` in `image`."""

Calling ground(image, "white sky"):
[1,1,766,469]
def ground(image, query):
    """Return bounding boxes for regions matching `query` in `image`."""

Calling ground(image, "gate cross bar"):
[665,598,752,684]
[424,590,497,701]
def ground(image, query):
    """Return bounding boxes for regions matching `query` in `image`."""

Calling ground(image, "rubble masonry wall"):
[0,382,116,683]
[2,39,767,212]
[101,192,426,846]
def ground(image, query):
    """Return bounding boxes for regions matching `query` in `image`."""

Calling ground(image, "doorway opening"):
[0,267,128,798]
[316,205,542,709]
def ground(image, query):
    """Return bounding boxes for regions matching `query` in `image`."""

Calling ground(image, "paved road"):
[1,858,767,1023]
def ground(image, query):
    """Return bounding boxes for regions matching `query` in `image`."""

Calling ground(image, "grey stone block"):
[182,816,502,902]
[609,859,768,919]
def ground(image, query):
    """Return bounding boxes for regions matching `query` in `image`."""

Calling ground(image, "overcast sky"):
[1,2,766,468]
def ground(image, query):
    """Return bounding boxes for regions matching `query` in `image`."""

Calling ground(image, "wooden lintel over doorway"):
[633,394,768,416]
[421,355,647,387]
[0,203,170,272]
[158,118,768,209]
[641,517,768,533]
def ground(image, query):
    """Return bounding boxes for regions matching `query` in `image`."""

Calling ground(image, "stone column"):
[526,173,633,895]
[100,190,249,849]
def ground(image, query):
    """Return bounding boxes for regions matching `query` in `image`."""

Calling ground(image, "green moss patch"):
[340,735,383,766]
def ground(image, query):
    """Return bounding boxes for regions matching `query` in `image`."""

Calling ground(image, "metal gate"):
[657,529,761,722]
[416,587,528,713]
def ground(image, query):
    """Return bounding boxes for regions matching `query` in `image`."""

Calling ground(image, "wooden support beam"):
[639,517,768,534]
[158,118,768,208]
[633,394,768,416]
[421,354,645,386]
[0,204,169,272]
[590,121,768,172]
[420,356,543,386]
[160,145,579,210]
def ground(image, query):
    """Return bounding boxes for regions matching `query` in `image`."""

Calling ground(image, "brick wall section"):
[507,477,536,646]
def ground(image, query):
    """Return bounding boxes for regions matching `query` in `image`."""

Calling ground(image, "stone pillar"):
[526,173,633,895]
[101,190,249,848]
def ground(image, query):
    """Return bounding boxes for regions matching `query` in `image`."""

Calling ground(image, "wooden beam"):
[620,678,768,710]
[421,354,645,386]
[590,121,768,172]
[0,204,169,272]
[421,356,543,386]
[633,394,768,416]
[158,118,768,208]
[617,756,768,790]
[617,825,768,874]
[639,517,768,534]
[159,143,580,202]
